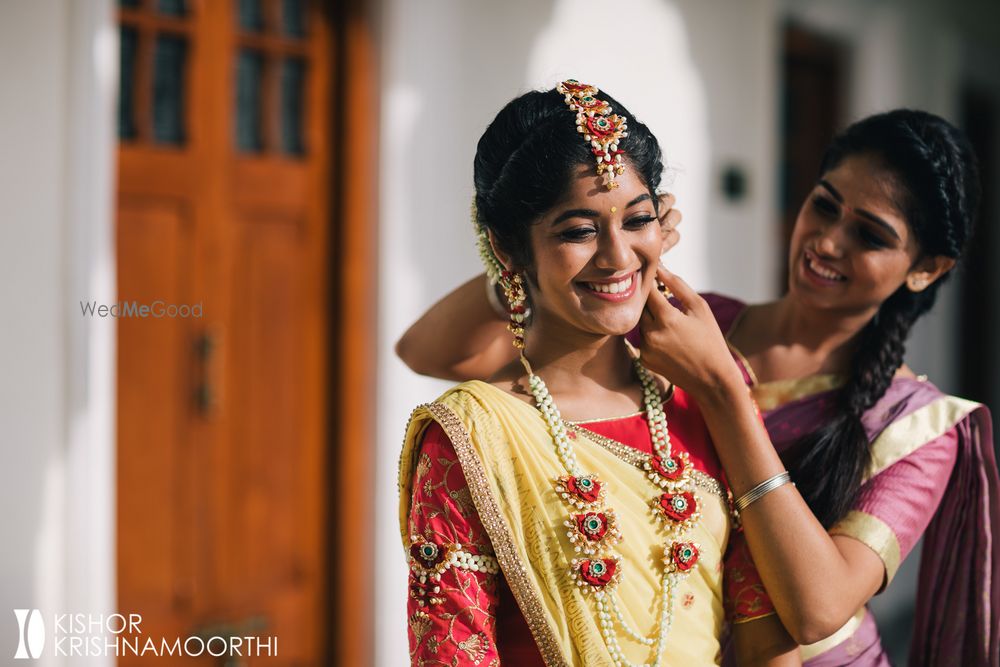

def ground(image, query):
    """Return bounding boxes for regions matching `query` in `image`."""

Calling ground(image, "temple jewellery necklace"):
[518,345,702,667]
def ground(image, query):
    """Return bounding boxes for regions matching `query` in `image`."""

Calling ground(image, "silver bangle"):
[733,471,792,514]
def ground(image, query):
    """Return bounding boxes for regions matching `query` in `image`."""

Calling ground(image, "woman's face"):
[520,164,665,338]
[787,154,925,314]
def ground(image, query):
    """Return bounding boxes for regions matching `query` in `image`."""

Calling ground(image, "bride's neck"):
[521,328,634,394]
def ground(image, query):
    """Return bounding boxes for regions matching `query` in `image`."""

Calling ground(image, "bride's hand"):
[638,266,744,399]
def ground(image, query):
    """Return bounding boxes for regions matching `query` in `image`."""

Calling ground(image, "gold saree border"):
[863,394,980,482]
[829,510,901,585]
[751,374,843,412]
[799,607,867,660]
[726,343,760,387]
[723,305,760,387]
[729,610,777,625]
[424,402,571,667]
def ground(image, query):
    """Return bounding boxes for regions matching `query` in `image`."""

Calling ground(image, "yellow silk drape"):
[399,381,731,666]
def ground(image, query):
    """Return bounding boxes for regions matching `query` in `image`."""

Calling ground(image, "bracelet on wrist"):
[733,471,793,515]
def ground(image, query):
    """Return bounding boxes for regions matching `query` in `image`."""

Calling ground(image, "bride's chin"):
[592,314,642,337]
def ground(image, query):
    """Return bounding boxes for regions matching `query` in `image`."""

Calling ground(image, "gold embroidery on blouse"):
[565,384,675,424]
[425,402,571,667]
[562,421,731,511]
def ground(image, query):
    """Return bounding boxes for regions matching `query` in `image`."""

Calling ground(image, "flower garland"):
[471,199,504,286]
[519,350,702,667]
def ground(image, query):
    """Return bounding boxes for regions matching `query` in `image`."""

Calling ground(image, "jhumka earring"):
[473,198,530,349]
[500,270,528,349]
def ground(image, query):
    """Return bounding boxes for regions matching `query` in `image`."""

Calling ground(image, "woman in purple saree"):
[709,292,998,665]
[396,109,999,665]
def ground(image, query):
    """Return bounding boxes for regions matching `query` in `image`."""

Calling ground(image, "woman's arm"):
[396,194,682,381]
[406,422,501,664]
[725,530,801,665]
[640,268,884,645]
[732,616,801,666]
[395,273,517,381]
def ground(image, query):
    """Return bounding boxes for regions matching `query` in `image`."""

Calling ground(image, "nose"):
[813,221,846,258]
[594,226,633,270]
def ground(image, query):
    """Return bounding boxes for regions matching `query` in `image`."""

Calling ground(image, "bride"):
[399,80,798,666]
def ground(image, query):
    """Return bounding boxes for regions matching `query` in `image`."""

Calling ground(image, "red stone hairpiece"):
[556,79,629,189]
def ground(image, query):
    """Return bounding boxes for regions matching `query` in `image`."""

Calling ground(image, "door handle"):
[193,329,220,416]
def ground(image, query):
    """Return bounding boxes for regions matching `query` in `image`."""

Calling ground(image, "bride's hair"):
[473,86,664,270]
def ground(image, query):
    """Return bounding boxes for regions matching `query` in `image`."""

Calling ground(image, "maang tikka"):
[557,79,629,190]
[472,78,629,349]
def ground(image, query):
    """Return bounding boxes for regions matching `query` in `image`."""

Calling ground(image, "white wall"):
[0,1,117,664]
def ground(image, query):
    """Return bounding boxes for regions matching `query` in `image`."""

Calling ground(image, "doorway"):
[115,1,378,663]
[779,23,846,289]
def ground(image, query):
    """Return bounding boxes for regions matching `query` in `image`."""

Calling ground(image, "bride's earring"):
[500,271,528,349]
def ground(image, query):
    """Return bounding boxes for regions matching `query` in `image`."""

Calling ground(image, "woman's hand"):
[638,265,744,400]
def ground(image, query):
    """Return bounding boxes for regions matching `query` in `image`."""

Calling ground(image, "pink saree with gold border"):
[701,293,1000,666]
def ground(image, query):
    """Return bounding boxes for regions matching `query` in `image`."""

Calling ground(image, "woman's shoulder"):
[698,292,747,332]
[432,378,504,402]
[863,376,988,465]
[874,376,985,422]
[411,380,534,436]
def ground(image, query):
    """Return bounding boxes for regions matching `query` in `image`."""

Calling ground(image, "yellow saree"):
[400,381,732,666]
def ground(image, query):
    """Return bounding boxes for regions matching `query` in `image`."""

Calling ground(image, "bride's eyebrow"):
[551,208,599,226]
[550,194,654,226]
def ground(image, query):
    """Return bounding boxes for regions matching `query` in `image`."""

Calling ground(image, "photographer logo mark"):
[13,609,45,659]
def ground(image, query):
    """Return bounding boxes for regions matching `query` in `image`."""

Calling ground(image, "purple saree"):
[702,293,1000,666]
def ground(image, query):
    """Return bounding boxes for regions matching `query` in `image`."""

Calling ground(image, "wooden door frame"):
[329,0,379,663]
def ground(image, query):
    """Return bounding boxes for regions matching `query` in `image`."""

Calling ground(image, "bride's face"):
[523,165,665,338]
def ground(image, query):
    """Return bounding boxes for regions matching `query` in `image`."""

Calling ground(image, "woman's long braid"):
[790,290,923,527]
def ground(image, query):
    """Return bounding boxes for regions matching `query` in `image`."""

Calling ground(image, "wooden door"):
[779,24,846,290]
[116,1,347,664]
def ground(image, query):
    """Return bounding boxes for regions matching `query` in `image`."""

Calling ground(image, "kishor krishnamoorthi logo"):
[13,610,278,659]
